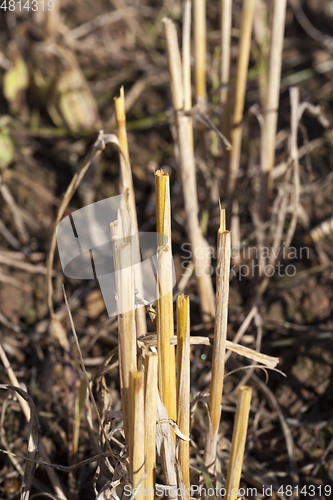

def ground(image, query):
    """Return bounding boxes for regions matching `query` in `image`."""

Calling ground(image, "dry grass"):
[205,209,230,473]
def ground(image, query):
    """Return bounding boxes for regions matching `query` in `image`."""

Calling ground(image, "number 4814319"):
[0,1,55,11]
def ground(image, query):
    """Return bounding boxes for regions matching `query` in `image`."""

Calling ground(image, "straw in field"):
[227,0,255,220]
[144,352,158,497]
[205,209,231,472]
[155,169,176,425]
[261,0,287,215]
[163,17,215,322]
[115,86,147,336]
[224,386,252,500]
[130,370,145,493]
[176,294,190,496]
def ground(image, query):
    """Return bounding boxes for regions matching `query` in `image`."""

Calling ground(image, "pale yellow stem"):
[205,209,230,472]
[163,17,215,322]
[130,370,145,492]
[117,242,137,443]
[224,386,252,500]
[144,353,158,499]
[262,0,287,210]
[155,170,176,424]
[228,0,255,209]
[115,86,147,336]
[194,0,206,102]
[176,295,191,496]
[220,0,232,140]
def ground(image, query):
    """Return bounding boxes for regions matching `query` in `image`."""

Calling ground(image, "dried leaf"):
[3,51,29,114]
[0,129,14,169]
[158,419,190,442]
[50,317,70,352]
[156,391,177,500]
[74,375,87,455]
[137,334,279,369]
[48,47,101,131]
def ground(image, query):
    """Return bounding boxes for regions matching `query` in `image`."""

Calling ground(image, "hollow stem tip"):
[114,85,129,162]
[219,207,228,233]
[155,169,168,241]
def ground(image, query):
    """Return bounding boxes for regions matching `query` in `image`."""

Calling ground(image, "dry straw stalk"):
[130,370,145,492]
[176,294,190,495]
[115,86,147,336]
[115,86,130,162]
[285,86,300,249]
[261,0,287,214]
[163,17,215,322]
[156,392,178,500]
[137,333,279,369]
[220,0,232,140]
[155,169,176,423]
[224,386,252,500]
[116,241,137,443]
[144,352,158,498]
[183,0,192,112]
[228,0,255,214]
[183,0,194,151]
[194,0,206,102]
[205,209,231,472]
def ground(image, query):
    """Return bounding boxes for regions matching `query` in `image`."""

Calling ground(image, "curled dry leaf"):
[157,419,190,442]
[156,391,177,500]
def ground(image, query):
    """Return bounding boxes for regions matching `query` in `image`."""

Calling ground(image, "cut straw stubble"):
[144,352,158,498]
[176,294,190,497]
[116,241,137,444]
[155,169,176,425]
[130,370,145,492]
[224,386,252,500]
[205,209,231,473]
[163,17,215,322]
[115,86,147,336]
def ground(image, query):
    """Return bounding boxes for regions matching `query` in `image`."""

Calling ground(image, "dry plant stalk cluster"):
[108,75,276,497]
[102,0,288,495]
[0,0,291,498]
[112,160,255,498]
